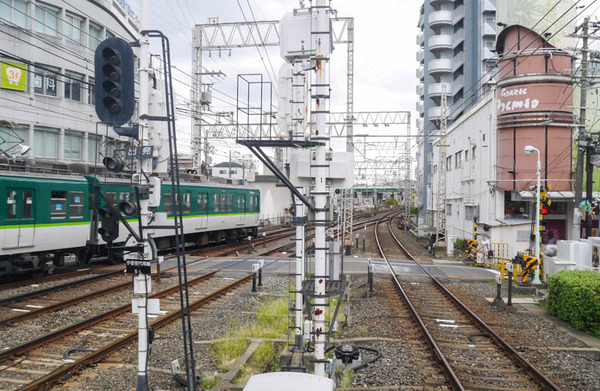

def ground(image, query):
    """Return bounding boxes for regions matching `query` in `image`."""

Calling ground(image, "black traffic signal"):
[94,37,135,126]
[102,156,125,173]
[186,169,198,174]
[98,205,119,242]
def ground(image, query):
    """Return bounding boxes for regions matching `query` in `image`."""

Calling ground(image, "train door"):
[3,188,35,248]
[198,193,208,229]
[238,194,246,224]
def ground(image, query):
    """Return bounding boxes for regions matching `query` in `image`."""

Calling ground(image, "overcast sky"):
[128,0,420,169]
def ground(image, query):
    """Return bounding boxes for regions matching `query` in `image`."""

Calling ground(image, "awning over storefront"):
[516,191,575,201]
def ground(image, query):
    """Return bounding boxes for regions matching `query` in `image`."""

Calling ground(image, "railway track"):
[375,213,561,391]
[0,271,251,390]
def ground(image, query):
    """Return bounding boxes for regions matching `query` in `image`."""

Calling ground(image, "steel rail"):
[0,272,216,362]
[0,269,91,291]
[0,270,123,307]
[0,278,134,327]
[381,213,562,391]
[19,274,251,391]
[374,213,465,391]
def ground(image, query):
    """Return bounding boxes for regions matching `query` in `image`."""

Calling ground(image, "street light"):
[524,145,542,284]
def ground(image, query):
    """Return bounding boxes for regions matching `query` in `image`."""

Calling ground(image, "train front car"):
[0,173,91,277]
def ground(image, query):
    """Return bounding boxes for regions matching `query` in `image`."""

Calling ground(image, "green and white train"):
[0,172,260,277]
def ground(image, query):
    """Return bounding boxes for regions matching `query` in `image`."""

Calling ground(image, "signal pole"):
[311,0,330,377]
[134,1,152,389]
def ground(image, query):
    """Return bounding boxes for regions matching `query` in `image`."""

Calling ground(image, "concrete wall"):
[251,176,291,225]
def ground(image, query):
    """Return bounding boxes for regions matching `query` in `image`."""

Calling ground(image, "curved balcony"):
[428,58,453,75]
[428,83,452,98]
[452,29,465,47]
[430,0,454,7]
[428,106,442,120]
[428,10,453,28]
[428,34,452,51]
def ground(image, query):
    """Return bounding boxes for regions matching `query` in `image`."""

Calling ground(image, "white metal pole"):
[294,187,305,348]
[136,1,152,389]
[533,150,542,284]
[312,0,330,377]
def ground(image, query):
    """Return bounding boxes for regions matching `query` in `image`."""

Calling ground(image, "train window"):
[106,192,117,207]
[254,195,259,212]
[164,193,173,215]
[7,191,17,219]
[249,194,254,212]
[227,194,233,213]
[23,191,33,219]
[51,190,67,219]
[70,191,85,218]
[198,193,208,213]
[183,193,191,213]
[213,194,220,212]
[238,195,245,212]
[119,192,136,202]
[220,194,227,213]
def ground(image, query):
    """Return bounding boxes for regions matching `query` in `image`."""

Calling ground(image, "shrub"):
[383,198,398,207]
[546,270,600,338]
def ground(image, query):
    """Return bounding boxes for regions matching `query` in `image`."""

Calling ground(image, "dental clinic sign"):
[1,62,27,92]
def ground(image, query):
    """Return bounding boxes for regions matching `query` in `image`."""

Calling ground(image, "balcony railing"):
[452,28,465,47]
[428,82,452,98]
[428,58,453,75]
[428,10,453,27]
[428,34,452,50]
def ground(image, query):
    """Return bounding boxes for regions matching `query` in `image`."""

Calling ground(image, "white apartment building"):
[0,0,139,170]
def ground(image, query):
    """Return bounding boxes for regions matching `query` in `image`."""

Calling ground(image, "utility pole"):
[574,16,590,240]
[436,85,448,249]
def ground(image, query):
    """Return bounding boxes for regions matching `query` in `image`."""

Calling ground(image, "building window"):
[446,156,452,171]
[64,71,83,101]
[485,17,495,24]
[34,65,58,96]
[88,77,95,104]
[220,170,226,174]
[465,205,474,219]
[89,23,102,49]
[33,127,58,158]
[34,3,59,37]
[472,145,476,160]
[455,152,462,169]
[446,203,452,216]
[64,132,83,160]
[464,150,469,161]
[433,165,437,174]
[0,0,28,28]
[65,13,84,44]
[485,40,494,48]
[88,135,100,162]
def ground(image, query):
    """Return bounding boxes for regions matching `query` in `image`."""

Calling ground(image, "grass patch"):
[337,369,354,387]
[210,296,289,370]
[234,341,282,385]
[200,372,220,389]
